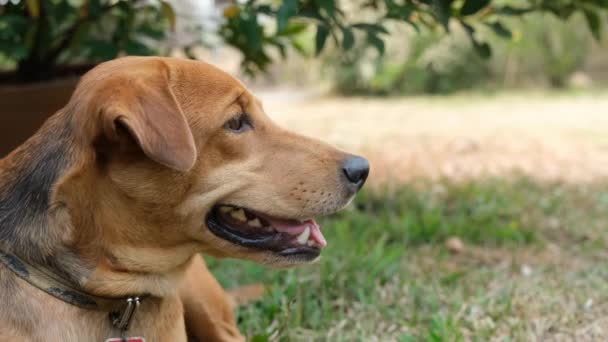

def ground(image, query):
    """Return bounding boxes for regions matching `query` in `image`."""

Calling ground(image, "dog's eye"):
[224,115,251,133]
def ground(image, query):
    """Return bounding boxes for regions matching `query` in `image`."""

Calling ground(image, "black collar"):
[0,248,148,332]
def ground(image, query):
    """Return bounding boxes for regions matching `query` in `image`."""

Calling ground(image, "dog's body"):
[0,57,368,341]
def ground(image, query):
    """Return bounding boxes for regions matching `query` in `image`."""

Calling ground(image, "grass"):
[207,177,608,341]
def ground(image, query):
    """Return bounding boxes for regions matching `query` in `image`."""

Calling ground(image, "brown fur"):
[0,57,360,341]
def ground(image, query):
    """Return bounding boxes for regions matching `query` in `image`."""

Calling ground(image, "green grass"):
[207,178,608,341]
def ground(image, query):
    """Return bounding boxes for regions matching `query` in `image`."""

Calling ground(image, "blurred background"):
[2,0,608,340]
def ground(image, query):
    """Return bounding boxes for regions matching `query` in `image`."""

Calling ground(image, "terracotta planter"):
[0,77,80,157]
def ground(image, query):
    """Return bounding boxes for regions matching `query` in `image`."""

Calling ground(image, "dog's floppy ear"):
[100,68,197,172]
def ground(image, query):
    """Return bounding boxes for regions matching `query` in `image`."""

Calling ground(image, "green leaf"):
[583,8,601,41]
[257,5,273,15]
[298,6,322,21]
[543,3,577,19]
[317,0,336,17]
[385,0,414,20]
[342,27,354,50]
[494,6,534,16]
[431,0,451,31]
[472,40,491,58]
[269,39,287,59]
[461,20,475,36]
[291,39,309,56]
[485,21,512,39]
[277,22,308,37]
[241,15,263,52]
[461,21,491,58]
[160,1,176,31]
[277,0,297,33]
[461,0,491,16]
[352,23,388,35]
[367,33,385,55]
[277,43,287,58]
[315,24,329,56]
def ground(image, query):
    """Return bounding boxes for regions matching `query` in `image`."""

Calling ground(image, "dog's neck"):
[0,114,88,286]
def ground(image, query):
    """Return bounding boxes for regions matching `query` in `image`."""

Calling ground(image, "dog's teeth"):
[219,206,232,214]
[249,218,262,227]
[297,227,311,244]
[307,240,315,247]
[230,209,247,222]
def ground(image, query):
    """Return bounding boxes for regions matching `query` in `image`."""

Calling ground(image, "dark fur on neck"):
[0,113,83,283]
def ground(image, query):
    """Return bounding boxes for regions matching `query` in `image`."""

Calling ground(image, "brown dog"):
[0,57,369,341]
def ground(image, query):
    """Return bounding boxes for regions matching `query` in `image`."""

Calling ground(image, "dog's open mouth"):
[206,205,327,260]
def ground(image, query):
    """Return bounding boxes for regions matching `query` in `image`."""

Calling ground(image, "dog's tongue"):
[267,218,327,247]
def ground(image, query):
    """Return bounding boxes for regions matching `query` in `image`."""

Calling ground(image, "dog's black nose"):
[342,155,369,189]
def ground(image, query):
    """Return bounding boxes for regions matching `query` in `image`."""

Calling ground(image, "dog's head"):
[62,57,368,270]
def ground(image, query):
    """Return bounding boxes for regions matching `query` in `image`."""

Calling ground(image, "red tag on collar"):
[105,338,145,342]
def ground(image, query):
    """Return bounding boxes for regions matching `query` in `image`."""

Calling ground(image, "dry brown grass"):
[260,90,608,185]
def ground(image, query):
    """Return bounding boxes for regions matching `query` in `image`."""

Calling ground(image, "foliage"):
[219,0,608,75]
[0,0,175,81]
[327,28,494,95]
[1,0,607,80]
[208,178,608,340]
[332,13,592,95]
[327,10,594,95]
